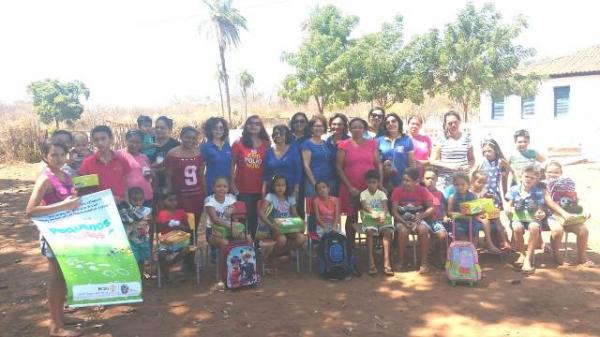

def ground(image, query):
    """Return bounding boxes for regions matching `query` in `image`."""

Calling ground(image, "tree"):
[215,66,225,117]
[201,0,247,124]
[434,2,539,122]
[238,70,254,120]
[27,79,90,128]
[280,5,358,114]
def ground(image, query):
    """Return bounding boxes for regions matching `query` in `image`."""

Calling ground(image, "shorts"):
[454,218,483,236]
[362,224,394,235]
[425,220,447,234]
[511,216,556,231]
[395,220,427,233]
[40,237,54,258]
[130,239,151,262]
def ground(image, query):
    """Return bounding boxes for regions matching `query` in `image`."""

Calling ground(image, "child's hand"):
[63,195,80,211]
[443,216,451,223]
[534,208,546,221]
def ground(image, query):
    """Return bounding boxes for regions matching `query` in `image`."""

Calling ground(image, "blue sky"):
[1,0,598,107]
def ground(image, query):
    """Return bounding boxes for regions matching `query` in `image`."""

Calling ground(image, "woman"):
[430,111,475,193]
[149,116,180,195]
[165,126,205,216]
[289,112,310,145]
[377,113,414,188]
[119,130,153,205]
[406,115,432,171]
[231,115,270,237]
[301,115,337,197]
[366,107,385,139]
[262,125,302,196]
[326,113,350,148]
[337,118,382,253]
[201,117,232,196]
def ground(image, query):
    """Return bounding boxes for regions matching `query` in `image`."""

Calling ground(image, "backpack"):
[318,231,351,280]
[445,217,482,286]
[221,242,260,289]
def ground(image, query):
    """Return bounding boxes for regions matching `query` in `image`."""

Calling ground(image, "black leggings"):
[237,193,262,239]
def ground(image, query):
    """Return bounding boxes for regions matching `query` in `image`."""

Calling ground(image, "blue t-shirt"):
[377,135,414,186]
[263,145,302,188]
[300,139,336,183]
[142,133,156,158]
[506,184,546,213]
[201,140,232,195]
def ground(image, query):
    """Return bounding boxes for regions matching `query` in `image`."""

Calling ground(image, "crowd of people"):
[25,108,593,337]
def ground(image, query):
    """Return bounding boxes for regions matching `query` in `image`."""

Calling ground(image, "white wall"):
[479,74,600,160]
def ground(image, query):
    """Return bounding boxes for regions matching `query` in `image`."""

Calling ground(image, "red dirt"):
[1,163,599,337]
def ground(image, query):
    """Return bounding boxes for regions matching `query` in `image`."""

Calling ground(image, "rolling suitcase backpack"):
[445,216,482,286]
[318,231,351,280]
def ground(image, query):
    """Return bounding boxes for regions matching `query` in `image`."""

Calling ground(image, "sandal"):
[368,265,378,275]
[580,260,595,268]
[49,328,83,337]
[418,265,430,274]
[521,262,535,274]
[383,266,394,276]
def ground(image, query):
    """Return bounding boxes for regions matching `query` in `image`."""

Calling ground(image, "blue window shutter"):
[492,99,504,120]
[554,86,570,117]
[521,97,535,119]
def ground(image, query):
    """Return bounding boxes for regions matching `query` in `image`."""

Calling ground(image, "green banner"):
[32,190,142,307]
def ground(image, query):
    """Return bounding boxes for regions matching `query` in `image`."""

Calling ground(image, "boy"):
[359,170,394,276]
[79,125,131,202]
[509,129,546,185]
[506,165,575,273]
[118,187,151,275]
[422,168,449,267]
[68,132,93,176]
[137,115,156,158]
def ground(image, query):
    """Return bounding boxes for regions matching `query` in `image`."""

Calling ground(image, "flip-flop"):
[49,328,83,337]
[368,265,378,275]
[383,266,394,276]
[418,265,430,274]
[521,265,535,274]
[580,260,595,268]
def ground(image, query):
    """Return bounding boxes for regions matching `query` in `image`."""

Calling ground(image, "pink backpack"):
[445,217,482,286]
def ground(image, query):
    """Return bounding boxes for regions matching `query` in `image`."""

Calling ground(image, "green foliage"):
[27,79,90,128]
[434,2,539,120]
[280,5,358,113]
[239,70,254,119]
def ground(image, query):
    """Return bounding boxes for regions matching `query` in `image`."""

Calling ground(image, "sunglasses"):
[370,113,384,119]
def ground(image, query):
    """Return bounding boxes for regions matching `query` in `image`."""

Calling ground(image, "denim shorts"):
[425,220,447,233]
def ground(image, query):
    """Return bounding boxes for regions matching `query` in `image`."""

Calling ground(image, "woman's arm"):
[25,177,80,217]
[428,145,457,170]
[334,199,341,230]
[373,149,383,187]
[199,161,207,197]
[336,149,353,190]
[407,151,415,168]
[230,157,238,195]
[466,146,476,169]
[301,149,316,187]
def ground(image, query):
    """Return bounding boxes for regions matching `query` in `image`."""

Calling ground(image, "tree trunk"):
[55,117,59,129]
[314,96,323,114]
[243,89,248,121]
[219,45,232,125]
[217,77,225,118]
[462,100,469,123]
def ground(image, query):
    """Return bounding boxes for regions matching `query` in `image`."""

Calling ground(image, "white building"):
[479,45,600,160]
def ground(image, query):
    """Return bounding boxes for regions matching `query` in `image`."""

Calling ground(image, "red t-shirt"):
[79,151,130,199]
[429,189,445,220]
[231,140,269,194]
[391,185,433,208]
[165,154,204,213]
[155,208,189,234]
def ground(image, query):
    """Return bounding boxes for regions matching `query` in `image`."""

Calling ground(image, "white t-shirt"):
[204,194,237,228]
[265,193,296,218]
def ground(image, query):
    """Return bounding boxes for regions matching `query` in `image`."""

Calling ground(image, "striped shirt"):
[435,133,472,189]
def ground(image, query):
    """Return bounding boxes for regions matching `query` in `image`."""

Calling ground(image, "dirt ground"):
[1,162,600,337]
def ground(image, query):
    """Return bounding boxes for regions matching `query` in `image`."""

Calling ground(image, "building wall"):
[479,74,600,160]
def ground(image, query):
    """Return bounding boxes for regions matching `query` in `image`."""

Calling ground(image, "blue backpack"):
[318,232,351,279]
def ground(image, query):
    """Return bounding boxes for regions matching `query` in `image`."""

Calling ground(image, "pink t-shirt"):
[314,196,338,226]
[391,185,433,208]
[119,149,153,201]
[410,134,432,161]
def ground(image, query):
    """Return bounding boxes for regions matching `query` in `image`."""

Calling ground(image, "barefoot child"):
[155,192,192,282]
[258,175,305,272]
[360,170,394,276]
[204,177,248,271]
[470,170,511,253]
[26,140,83,337]
[391,167,436,273]
[505,165,576,273]
[118,187,152,276]
[313,181,341,238]
[544,161,593,267]
[421,168,449,267]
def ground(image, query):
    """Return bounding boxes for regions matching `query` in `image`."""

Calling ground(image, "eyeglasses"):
[312,124,325,128]
[370,114,384,119]
[293,119,306,124]
[386,119,398,124]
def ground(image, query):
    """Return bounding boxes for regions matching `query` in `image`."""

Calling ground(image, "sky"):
[1,0,599,108]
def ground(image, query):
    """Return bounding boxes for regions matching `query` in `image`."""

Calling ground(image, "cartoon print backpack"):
[222,242,260,289]
[547,178,582,214]
[318,231,351,280]
[445,216,482,286]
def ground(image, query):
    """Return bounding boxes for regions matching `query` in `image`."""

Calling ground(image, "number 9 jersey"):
[165,153,205,214]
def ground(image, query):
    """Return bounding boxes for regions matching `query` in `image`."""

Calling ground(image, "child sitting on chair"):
[360,170,394,276]
[155,192,192,282]
[118,187,152,276]
[421,168,449,267]
[391,167,436,273]
[313,180,341,238]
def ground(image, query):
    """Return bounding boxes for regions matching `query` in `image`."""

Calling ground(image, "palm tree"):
[215,66,225,117]
[238,70,254,120]
[201,0,247,125]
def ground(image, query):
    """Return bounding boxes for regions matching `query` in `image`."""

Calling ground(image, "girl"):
[119,130,154,205]
[258,176,305,272]
[26,140,82,337]
[446,173,484,246]
[155,193,192,282]
[313,181,341,238]
[165,126,205,217]
[470,171,511,253]
[477,138,510,209]
[204,177,248,271]
[391,167,436,273]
